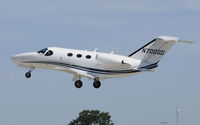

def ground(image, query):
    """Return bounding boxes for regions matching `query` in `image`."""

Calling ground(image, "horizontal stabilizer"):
[137,68,155,72]
[178,40,195,44]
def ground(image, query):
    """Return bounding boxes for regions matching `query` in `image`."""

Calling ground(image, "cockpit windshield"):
[37,48,48,54]
[37,48,54,56]
[45,50,53,56]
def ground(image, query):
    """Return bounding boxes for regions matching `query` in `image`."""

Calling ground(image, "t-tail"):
[129,36,193,70]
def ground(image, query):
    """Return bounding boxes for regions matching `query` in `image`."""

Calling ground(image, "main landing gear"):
[74,80,83,88]
[93,78,101,88]
[74,78,101,89]
[25,67,35,78]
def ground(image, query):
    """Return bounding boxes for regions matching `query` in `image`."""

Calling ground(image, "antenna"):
[176,104,183,125]
[93,48,98,52]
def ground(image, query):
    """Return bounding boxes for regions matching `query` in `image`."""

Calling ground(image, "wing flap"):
[69,68,96,81]
[54,66,96,81]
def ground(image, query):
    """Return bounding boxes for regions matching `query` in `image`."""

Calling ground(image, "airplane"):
[11,36,193,88]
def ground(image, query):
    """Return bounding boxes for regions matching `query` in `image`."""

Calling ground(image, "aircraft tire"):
[25,72,31,78]
[93,81,101,88]
[75,80,83,88]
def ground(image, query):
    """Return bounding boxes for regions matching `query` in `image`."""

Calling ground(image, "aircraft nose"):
[11,54,26,63]
[11,54,21,63]
[11,52,37,63]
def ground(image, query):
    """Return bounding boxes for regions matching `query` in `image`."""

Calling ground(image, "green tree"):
[68,110,114,125]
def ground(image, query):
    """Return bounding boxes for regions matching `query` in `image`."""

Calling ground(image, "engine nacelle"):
[96,53,133,67]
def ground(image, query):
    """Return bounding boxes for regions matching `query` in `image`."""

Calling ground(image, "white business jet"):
[11,36,192,88]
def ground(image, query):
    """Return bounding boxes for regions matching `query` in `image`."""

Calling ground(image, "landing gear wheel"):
[75,80,83,88]
[93,81,101,88]
[25,71,31,78]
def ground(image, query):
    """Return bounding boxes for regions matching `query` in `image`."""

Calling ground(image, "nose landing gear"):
[25,67,35,79]
[25,71,31,78]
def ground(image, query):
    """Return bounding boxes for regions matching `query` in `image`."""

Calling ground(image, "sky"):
[0,0,200,125]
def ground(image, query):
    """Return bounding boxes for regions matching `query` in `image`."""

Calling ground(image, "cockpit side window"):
[45,50,53,56]
[38,48,48,54]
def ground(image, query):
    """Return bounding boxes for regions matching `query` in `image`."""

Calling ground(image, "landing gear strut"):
[25,67,35,79]
[93,78,101,88]
[74,80,83,88]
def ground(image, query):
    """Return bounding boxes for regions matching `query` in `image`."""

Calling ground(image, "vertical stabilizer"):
[129,36,179,68]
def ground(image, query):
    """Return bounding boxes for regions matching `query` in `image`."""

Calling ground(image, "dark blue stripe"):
[23,61,141,75]
[139,61,159,69]
[23,61,158,74]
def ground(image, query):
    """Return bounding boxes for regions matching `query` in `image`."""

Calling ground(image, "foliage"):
[68,110,114,125]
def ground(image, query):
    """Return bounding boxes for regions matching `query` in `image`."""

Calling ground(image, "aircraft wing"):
[69,68,96,81]
[54,66,96,81]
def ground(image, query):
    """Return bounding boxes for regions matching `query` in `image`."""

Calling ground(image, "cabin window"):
[45,50,53,56]
[86,55,91,59]
[67,53,73,57]
[76,54,82,58]
[38,48,48,54]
